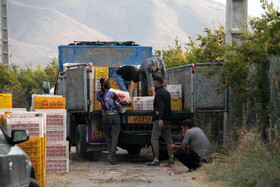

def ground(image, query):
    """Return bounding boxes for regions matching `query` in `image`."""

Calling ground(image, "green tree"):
[0,59,58,108]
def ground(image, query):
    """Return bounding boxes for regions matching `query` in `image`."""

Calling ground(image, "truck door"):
[66,67,88,112]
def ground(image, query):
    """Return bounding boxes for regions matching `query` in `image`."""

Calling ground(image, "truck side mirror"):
[42,81,50,94]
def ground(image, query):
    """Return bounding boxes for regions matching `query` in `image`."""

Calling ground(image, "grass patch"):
[207,127,280,187]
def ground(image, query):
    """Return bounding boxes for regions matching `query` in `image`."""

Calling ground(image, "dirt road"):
[46,148,224,187]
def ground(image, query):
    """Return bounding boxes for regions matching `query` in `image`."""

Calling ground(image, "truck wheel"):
[76,125,89,159]
[29,178,40,187]
[127,146,141,155]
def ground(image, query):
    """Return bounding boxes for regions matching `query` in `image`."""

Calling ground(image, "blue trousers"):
[113,72,129,91]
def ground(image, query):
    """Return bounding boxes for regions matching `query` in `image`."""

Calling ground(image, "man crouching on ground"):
[169,119,212,172]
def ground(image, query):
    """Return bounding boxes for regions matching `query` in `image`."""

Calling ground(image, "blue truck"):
[54,41,189,159]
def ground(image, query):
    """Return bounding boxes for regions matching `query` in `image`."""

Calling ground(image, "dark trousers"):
[139,70,149,96]
[102,114,121,156]
[174,149,201,169]
[151,120,173,158]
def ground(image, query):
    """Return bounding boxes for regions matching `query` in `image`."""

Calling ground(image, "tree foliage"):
[0,58,58,108]
[161,0,279,105]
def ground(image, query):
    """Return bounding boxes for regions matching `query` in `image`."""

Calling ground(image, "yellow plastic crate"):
[0,93,12,109]
[127,100,134,111]
[109,78,119,89]
[171,98,183,111]
[18,136,46,187]
[0,114,4,128]
[29,154,46,187]
[34,96,66,109]
[94,67,109,78]
[92,91,101,111]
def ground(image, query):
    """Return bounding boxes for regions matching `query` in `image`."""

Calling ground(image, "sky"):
[214,0,280,17]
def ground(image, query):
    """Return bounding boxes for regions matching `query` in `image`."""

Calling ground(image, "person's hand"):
[126,101,132,107]
[169,144,177,152]
[158,120,163,128]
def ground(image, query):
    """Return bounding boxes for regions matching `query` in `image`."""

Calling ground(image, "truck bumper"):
[119,132,151,145]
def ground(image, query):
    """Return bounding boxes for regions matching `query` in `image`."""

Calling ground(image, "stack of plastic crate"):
[133,97,154,110]
[0,108,26,128]
[93,67,109,111]
[0,93,12,109]
[32,94,66,110]
[4,112,46,187]
[36,109,69,173]
[167,85,183,110]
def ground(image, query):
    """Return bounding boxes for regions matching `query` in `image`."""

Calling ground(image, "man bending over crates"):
[96,78,130,165]
[113,65,140,98]
[146,75,174,167]
[139,57,167,96]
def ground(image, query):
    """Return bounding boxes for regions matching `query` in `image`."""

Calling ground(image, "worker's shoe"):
[146,160,160,166]
[107,155,117,165]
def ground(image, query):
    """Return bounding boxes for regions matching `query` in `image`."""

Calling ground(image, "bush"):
[207,127,280,187]
[0,59,58,108]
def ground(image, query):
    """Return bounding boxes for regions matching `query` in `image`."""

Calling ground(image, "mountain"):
[6,0,225,67]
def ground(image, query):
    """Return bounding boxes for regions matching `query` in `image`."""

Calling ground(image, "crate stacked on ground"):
[36,109,69,173]
[167,85,183,110]
[4,112,46,187]
[35,109,68,173]
[0,108,27,128]
[93,67,109,111]
[32,94,66,110]
[0,93,12,109]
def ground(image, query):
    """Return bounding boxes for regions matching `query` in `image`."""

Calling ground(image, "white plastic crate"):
[94,78,101,91]
[46,157,69,173]
[167,85,182,98]
[46,127,67,142]
[35,109,66,128]
[5,112,46,135]
[133,97,154,110]
[5,119,45,137]
[46,141,69,158]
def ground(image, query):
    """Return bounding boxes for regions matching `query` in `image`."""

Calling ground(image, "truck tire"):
[76,125,89,159]
[127,146,141,155]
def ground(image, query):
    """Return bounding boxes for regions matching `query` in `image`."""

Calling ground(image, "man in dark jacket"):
[146,75,174,166]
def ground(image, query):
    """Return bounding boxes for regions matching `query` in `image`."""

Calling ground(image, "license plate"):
[127,116,153,124]
[94,131,104,136]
